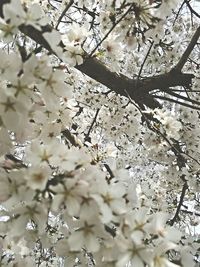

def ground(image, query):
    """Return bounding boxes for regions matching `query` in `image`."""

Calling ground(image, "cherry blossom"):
[0,0,199,266]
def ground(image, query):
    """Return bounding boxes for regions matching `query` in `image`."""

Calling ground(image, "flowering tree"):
[0,0,200,266]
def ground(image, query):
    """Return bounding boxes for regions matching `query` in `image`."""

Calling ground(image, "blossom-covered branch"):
[0,0,197,109]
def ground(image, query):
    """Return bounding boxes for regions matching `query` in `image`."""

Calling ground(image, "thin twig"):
[169,182,188,226]
[85,108,100,141]
[152,95,200,110]
[55,0,74,29]
[170,89,200,92]
[173,0,185,26]
[137,41,154,80]
[181,208,200,217]
[184,0,200,19]
[153,89,200,106]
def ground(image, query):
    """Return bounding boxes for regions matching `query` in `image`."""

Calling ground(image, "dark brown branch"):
[174,26,200,71]
[139,70,194,92]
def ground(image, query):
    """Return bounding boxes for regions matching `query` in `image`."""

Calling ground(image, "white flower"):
[145,212,182,242]
[67,23,89,44]
[105,143,118,157]
[0,88,28,132]
[91,181,127,223]
[3,0,25,26]
[25,140,57,166]
[37,68,72,111]
[51,175,89,216]
[3,0,49,30]
[55,146,91,172]
[24,165,51,190]
[62,44,84,67]
[67,217,103,252]
[43,30,63,57]
[161,116,182,140]
[115,235,153,267]
[150,241,179,267]
[23,4,49,29]
[156,0,179,18]
[39,122,61,143]
[0,128,12,156]
[0,19,18,42]
[0,169,12,203]
[102,35,123,59]
[0,170,34,209]
[9,201,48,236]
[153,108,182,140]
[121,207,149,244]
